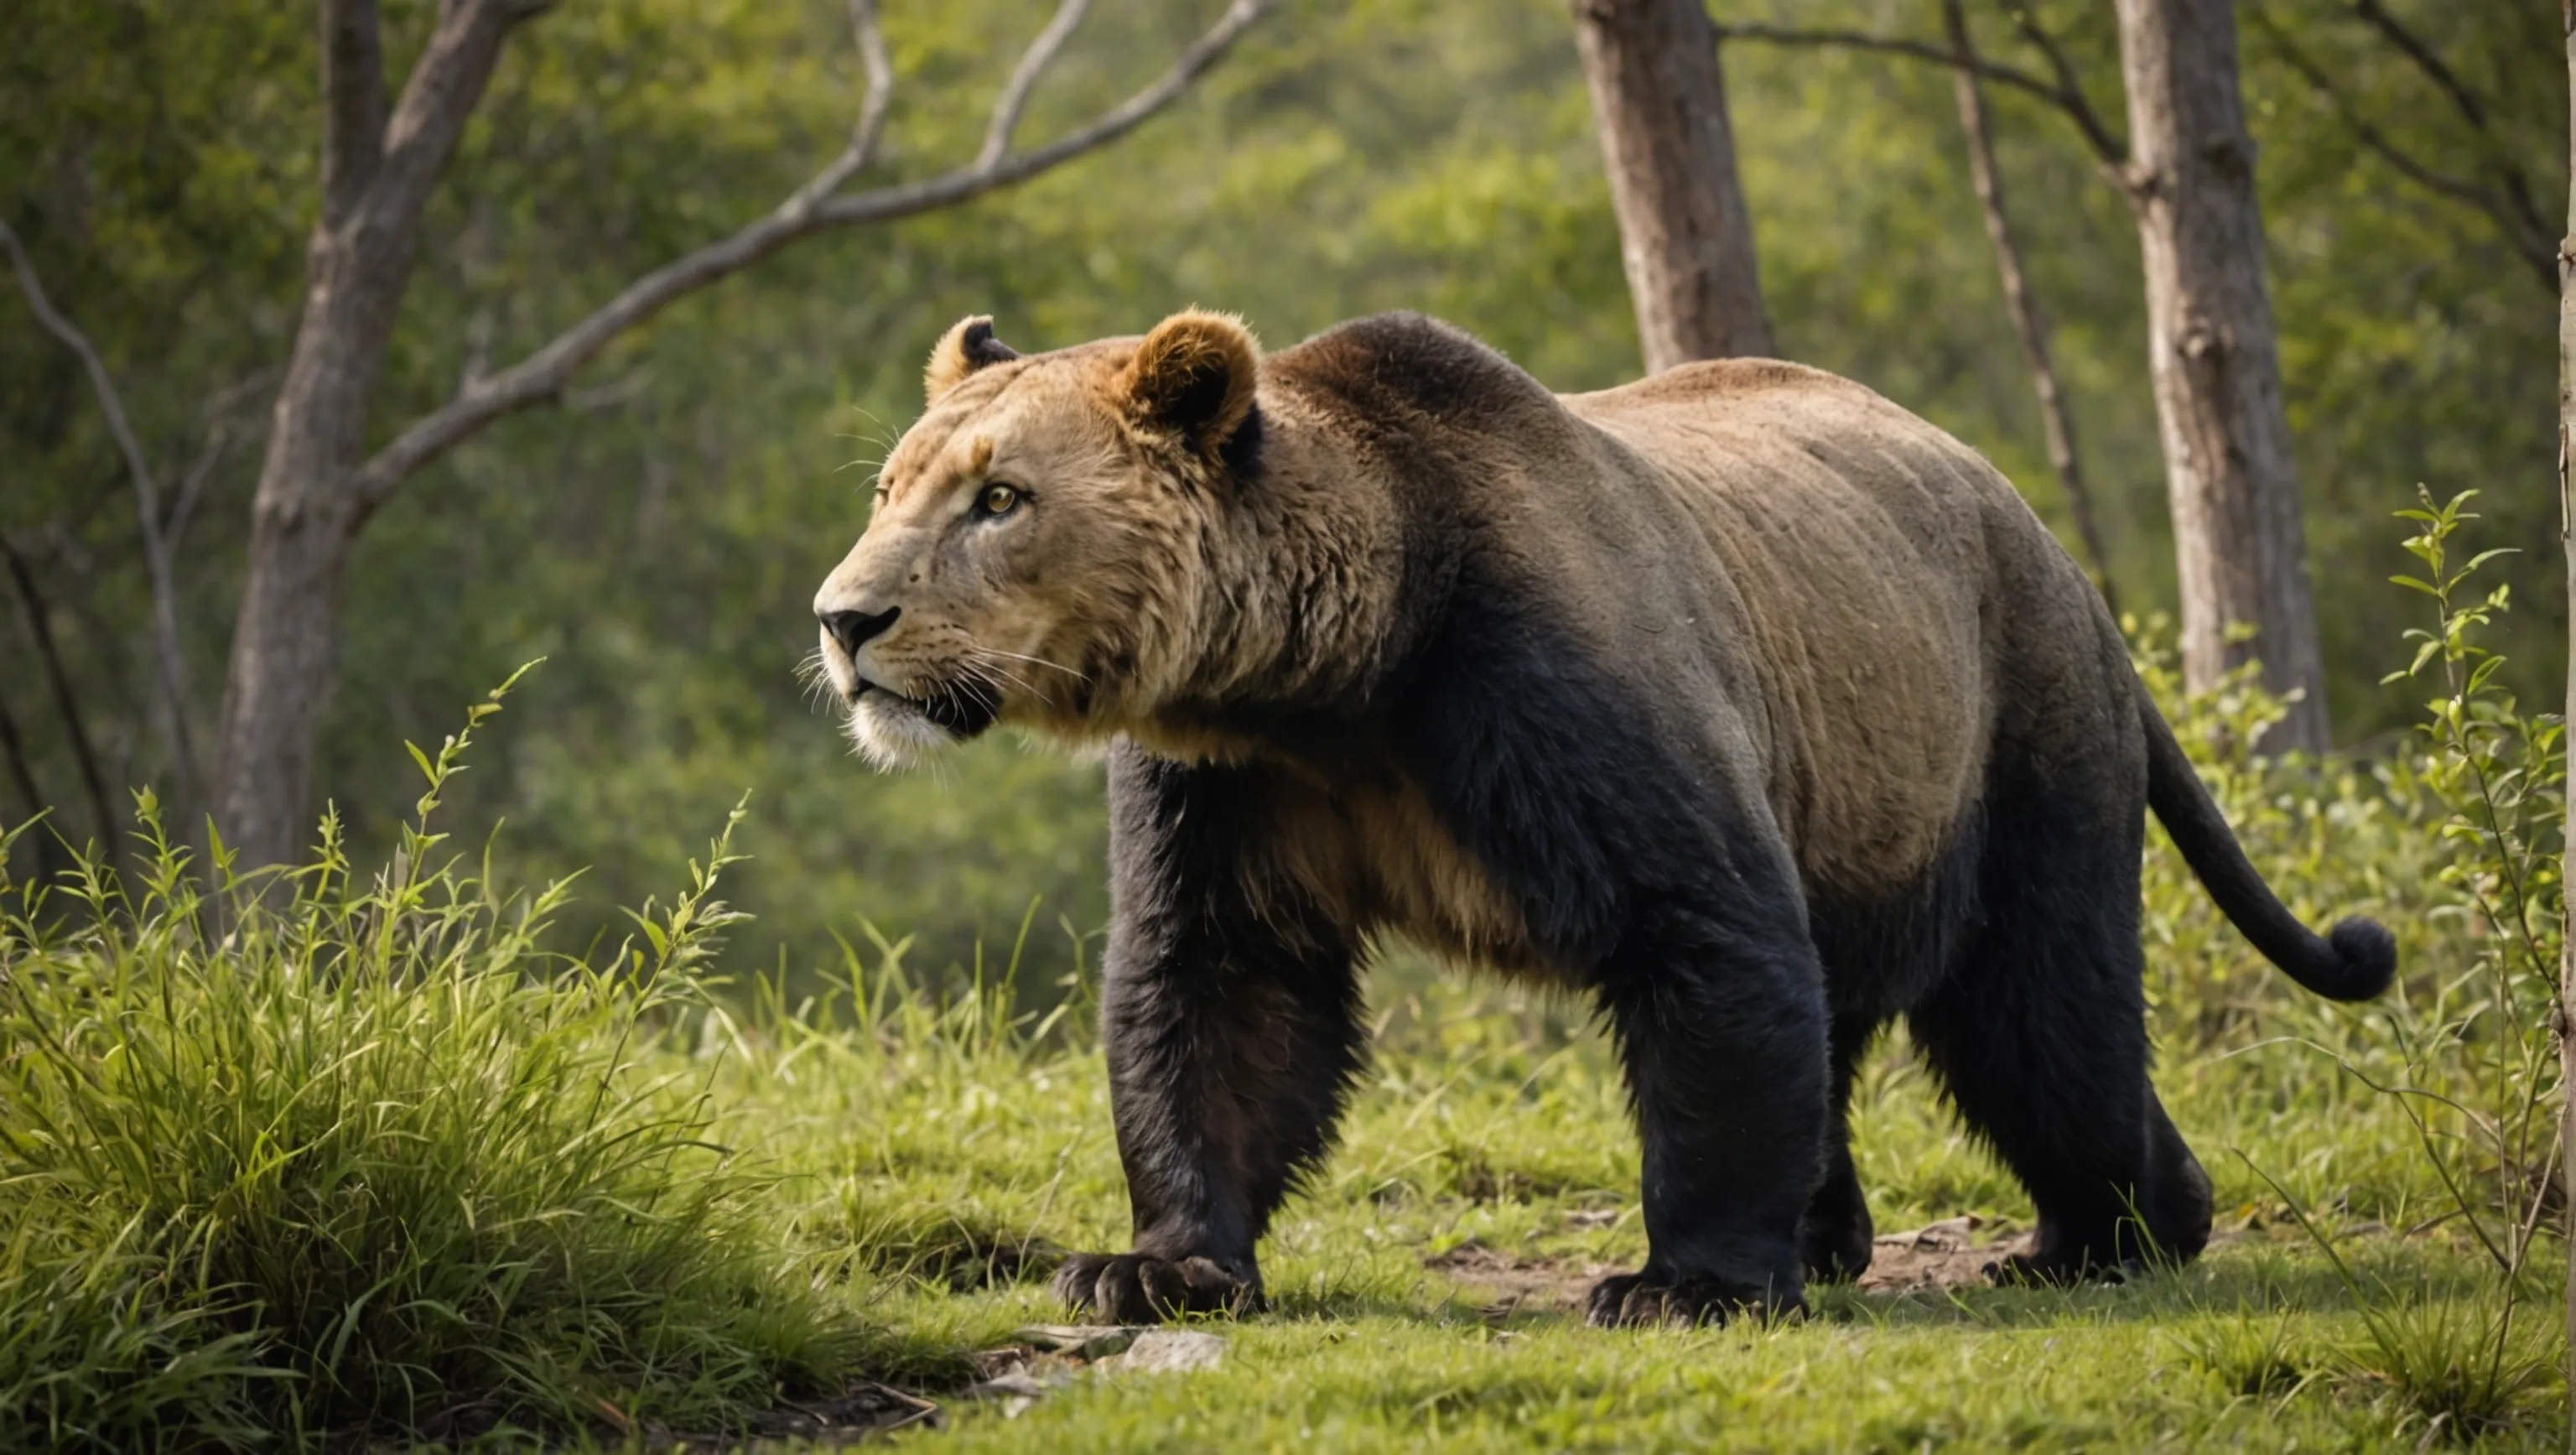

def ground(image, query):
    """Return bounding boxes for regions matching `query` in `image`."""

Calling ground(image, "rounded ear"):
[1118,309,1259,452]
[925,315,1021,403]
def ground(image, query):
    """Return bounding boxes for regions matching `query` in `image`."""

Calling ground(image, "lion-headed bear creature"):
[811,309,2395,1327]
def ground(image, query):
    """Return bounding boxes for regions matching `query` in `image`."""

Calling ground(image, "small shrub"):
[0,676,870,1450]
[2220,491,2569,1444]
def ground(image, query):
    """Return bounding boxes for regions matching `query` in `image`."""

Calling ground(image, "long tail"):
[2140,689,2397,1001]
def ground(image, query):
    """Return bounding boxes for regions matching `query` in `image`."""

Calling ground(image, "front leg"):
[1587,887,1831,1328]
[1054,746,1366,1323]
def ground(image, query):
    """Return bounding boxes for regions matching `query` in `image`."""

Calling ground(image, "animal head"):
[811,309,1263,766]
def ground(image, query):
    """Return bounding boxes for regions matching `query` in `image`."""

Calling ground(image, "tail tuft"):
[2316,917,2398,1002]
[2141,685,2399,1002]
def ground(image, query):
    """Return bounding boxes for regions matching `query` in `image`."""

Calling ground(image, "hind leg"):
[1800,1012,1883,1282]
[1907,779,2211,1280]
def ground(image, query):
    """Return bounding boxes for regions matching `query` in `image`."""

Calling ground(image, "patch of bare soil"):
[1424,1214,2069,1319]
[1424,1239,1616,1319]
[1852,1214,2028,1294]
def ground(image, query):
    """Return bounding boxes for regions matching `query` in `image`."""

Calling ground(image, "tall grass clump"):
[0,672,868,1451]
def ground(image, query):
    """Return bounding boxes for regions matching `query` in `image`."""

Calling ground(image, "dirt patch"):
[1852,1214,2027,1293]
[1424,1239,1613,1318]
[1424,1214,2049,1317]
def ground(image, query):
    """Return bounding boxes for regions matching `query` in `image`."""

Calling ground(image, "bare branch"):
[2253,9,2557,292]
[979,0,1092,171]
[0,221,203,813]
[365,0,552,235]
[785,0,897,213]
[1712,23,2057,106]
[2351,0,2487,129]
[1710,17,2127,168]
[2344,0,2554,289]
[167,369,273,559]
[0,227,164,538]
[167,424,231,562]
[1994,3,2128,169]
[886,0,1265,220]
[1,533,117,848]
[320,0,389,226]
[849,0,896,161]
[349,0,1271,518]
[0,676,49,836]
[1942,0,2116,609]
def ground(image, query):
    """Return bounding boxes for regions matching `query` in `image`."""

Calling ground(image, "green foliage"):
[0,681,875,1449]
[2340,1274,2562,1442]
[2121,496,2569,1444]
[2293,493,2565,1442]
[2380,489,2566,1264]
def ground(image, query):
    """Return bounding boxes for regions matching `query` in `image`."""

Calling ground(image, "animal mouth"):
[853,675,1001,739]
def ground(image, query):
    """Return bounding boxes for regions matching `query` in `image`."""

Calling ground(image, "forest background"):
[3,0,2560,990]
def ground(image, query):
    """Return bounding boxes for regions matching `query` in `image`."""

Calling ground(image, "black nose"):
[819,605,901,657]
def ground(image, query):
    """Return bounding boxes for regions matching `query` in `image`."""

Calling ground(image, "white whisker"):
[976,647,1091,683]
[795,647,842,711]
[966,653,1051,707]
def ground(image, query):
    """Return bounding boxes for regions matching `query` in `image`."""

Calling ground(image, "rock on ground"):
[1102,1329,1229,1374]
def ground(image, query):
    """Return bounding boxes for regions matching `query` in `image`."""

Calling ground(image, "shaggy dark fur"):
[814,310,2397,1328]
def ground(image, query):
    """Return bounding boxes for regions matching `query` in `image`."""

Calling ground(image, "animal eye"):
[975,482,1023,517]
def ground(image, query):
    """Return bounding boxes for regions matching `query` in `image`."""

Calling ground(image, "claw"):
[1583,1270,1801,1328]
[1054,1251,1259,1323]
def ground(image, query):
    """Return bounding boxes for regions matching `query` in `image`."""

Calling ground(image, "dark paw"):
[1583,1270,1803,1328]
[1052,1251,1259,1323]
[1800,1162,1875,1284]
[1800,1218,1874,1285]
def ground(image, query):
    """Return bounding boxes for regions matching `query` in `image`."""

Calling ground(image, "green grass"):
[0,691,935,1449]
[680,945,2566,1453]
[1,821,2566,1451]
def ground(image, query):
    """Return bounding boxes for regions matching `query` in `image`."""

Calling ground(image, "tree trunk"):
[212,488,361,872]
[1571,0,1774,369]
[213,0,496,871]
[2555,7,2574,1446]
[2114,0,2328,752]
